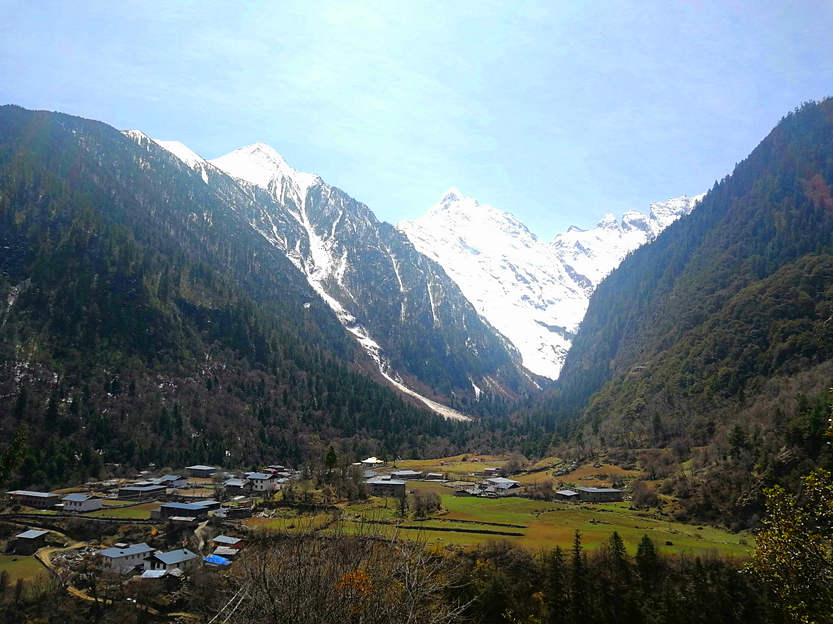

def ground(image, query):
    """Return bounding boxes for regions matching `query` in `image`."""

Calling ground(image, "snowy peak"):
[400,191,704,380]
[420,188,539,247]
[399,189,585,380]
[152,139,206,169]
[439,186,464,204]
[209,143,321,200]
[597,213,619,229]
[123,130,212,183]
[551,194,702,288]
[648,193,705,233]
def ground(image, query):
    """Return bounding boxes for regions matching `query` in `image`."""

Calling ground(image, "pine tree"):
[570,530,588,624]
[547,546,567,624]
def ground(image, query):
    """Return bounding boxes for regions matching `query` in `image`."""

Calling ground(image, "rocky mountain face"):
[131,139,539,416]
[0,105,466,476]
[398,190,702,379]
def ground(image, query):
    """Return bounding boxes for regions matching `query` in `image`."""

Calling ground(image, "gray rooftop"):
[575,487,623,493]
[186,465,217,471]
[154,475,184,483]
[161,501,214,511]
[7,490,57,497]
[153,548,198,565]
[213,546,238,557]
[485,477,521,488]
[16,529,48,540]
[556,489,578,496]
[366,477,406,485]
[246,472,274,480]
[98,543,154,559]
[120,485,166,492]
[212,535,242,545]
[62,493,93,502]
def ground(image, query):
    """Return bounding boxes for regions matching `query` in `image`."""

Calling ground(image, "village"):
[0,452,754,620]
[0,456,628,586]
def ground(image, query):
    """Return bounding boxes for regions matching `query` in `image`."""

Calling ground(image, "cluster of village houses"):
[357,457,624,502]
[4,458,623,581]
[5,463,298,579]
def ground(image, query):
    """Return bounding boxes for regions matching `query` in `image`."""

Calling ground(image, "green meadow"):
[332,481,751,557]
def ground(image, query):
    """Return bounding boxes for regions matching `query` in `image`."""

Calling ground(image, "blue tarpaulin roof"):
[204,554,231,566]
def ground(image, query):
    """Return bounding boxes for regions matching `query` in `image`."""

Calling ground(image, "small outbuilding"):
[555,489,579,501]
[211,535,244,549]
[223,478,251,494]
[365,477,406,498]
[153,475,189,488]
[212,546,239,559]
[186,465,218,478]
[390,470,423,480]
[485,477,521,490]
[159,501,217,520]
[575,487,624,503]
[204,554,231,567]
[11,529,48,555]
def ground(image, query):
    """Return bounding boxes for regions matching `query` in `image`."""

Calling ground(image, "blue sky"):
[2,1,832,238]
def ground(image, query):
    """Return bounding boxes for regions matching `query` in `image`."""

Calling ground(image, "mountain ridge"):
[133,131,540,416]
[398,189,702,379]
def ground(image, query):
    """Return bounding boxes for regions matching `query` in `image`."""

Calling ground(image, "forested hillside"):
[529,99,833,527]
[0,106,468,488]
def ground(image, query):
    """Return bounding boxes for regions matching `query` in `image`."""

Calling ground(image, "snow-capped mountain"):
[550,195,704,291]
[398,190,703,379]
[125,133,539,418]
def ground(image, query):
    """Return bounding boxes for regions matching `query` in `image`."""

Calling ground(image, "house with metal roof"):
[485,477,521,490]
[118,484,166,500]
[158,500,218,520]
[211,535,244,548]
[62,493,103,513]
[145,548,199,572]
[213,546,239,559]
[97,543,155,574]
[152,475,188,488]
[223,478,251,495]
[365,477,406,497]
[246,472,280,492]
[12,529,48,555]
[390,470,423,480]
[555,489,579,501]
[185,465,217,478]
[575,486,623,503]
[7,490,60,508]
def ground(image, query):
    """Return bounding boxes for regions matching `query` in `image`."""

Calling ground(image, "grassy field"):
[88,502,159,519]
[0,555,47,586]
[395,454,509,478]
[516,462,645,486]
[330,481,751,557]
